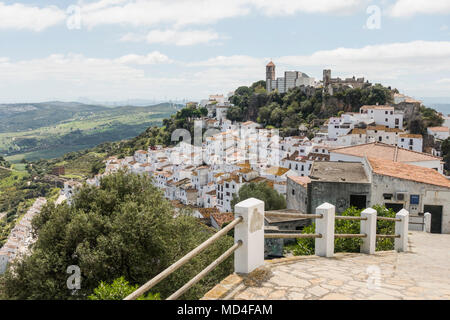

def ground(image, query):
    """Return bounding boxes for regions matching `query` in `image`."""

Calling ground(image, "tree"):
[441,138,450,174]
[0,171,233,300]
[231,182,286,212]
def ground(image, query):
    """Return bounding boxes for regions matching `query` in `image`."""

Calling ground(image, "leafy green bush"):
[88,277,160,300]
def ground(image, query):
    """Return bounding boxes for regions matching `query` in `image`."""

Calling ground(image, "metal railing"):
[124,216,243,300]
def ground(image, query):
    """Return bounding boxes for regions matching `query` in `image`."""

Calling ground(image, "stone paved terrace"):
[203,231,450,300]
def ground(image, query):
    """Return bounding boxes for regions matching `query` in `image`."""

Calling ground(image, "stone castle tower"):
[323,69,332,95]
[266,61,275,92]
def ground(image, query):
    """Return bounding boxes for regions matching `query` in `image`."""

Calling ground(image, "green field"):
[0,102,180,162]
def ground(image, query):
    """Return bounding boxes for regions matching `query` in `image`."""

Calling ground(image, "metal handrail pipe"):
[334,233,367,238]
[124,216,243,300]
[377,217,401,222]
[264,233,322,239]
[167,240,243,300]
[335,216,368,221]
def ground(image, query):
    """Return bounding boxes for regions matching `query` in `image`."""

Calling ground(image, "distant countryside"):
[0,102,181,163]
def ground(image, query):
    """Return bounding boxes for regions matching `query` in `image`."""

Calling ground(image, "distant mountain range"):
[0,101,182,161]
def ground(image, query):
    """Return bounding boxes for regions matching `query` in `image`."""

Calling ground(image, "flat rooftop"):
[309,161,369,184]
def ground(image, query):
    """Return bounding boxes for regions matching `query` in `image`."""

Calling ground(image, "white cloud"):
[78,0,250,29]
[188,41,450,97]
[248,0,366,16]
[389,0,450,18]
[115,51,172,64]
[187,55,265,67]
[2,41,450,101]
[0,2,65,31]
[121,29,220,46]
[436,78,450,84]
[0,52,177,101]
[78,0,366,29]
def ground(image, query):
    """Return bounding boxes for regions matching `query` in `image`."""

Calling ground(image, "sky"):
[0,0,450,103]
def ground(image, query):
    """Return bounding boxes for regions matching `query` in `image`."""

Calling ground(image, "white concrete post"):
[234,198,265,274]
[360,208,377,254]
[395,209,409,252]
[315,203,335,257]
[423,212,431,233]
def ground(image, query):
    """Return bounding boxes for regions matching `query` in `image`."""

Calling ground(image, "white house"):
[427,127,450,141]
[398,134,423,152]
[63,180,82,205]
[134,150,148,164]
[360,105,403,129]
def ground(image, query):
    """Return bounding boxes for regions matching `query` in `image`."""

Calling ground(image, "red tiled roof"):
[368,158,450,188]
[211,212,235,227]
[289,176,311,187]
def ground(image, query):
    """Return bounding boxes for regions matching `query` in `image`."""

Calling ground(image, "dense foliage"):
[88,277,160,300]
[287,205,396,256]
[227,82,393,136]
[0,156,10,168]
[409,106,444,134]
[0,171,233,300]
[231,182,286,211]
[441,137,450,174]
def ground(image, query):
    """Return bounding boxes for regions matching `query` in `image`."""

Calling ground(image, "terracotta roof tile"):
[332,142,441,162]
[368,158,450,188]
[289,176,311,187]
[211,212,235,227]
[428,127,449,132]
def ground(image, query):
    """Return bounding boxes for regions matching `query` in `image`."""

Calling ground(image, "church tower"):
[266,61,275,92]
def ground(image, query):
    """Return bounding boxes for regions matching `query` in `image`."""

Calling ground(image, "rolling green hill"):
[0,102,181,162]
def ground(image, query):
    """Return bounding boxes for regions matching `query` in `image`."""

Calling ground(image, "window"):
[410,195,420,205]
[390,111,393,115]
[395,118,399,125]
[292,189,295,195]
[379,137,382,142]
[385,111,388,114]
[225,183,229,188]
[385,118,388,122]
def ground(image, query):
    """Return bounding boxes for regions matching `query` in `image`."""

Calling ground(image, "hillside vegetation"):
[0,171,233,300]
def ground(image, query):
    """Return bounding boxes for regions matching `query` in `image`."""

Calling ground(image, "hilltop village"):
[2,62,450,274]
[60,63,450,235]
